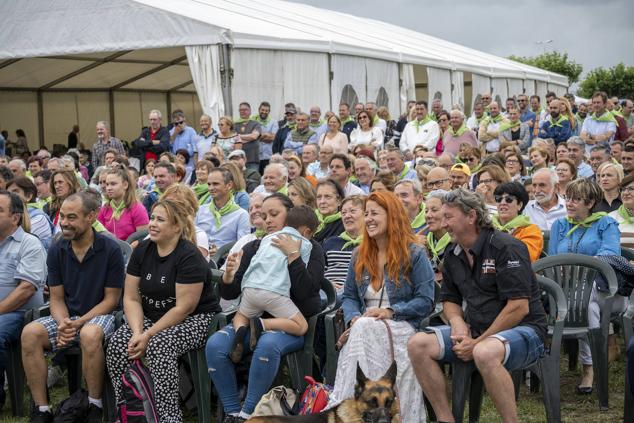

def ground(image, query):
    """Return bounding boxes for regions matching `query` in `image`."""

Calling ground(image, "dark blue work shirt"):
[47,230,125,316]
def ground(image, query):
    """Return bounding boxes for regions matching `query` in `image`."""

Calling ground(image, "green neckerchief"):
[314,209,341,234]
[339,231,362,250]
[309,119,325,128]
[411,203,426,229]
[492,214,531,233]
[193,183,209,199]
[484,114,504,125]
[592,111,617,123]
[498,119,521,132]
[233,116,249,124]
[547,114,569,128]
[372,115,380,125]
[448,123,468,137]
[428,112,437,121]
[611,109,624,118]
[208,195,240,230]
[255,228,267,238]
[251,114,271,126]
[399,164,411,180]
[412,116,432,132]
[277,185,288,195]
[285,121,297,130]
[93,220,106,233]
[565,212,607,237]
[618,204,634,225]
[340,116,355,126]
[427,232,451,260]
[531,106,544,115]
[151,185,163,196]
[198,192,210,206]
[574,113,586,127]
[28,202,43,210]
[109,200,126,220]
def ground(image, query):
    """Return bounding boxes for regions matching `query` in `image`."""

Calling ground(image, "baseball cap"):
[451,163,471,177]
[285,106,297,115]
[228,150,246,159]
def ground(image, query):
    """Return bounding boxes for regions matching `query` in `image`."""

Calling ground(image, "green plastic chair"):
[622,289,634,422]
[5,309,34,416]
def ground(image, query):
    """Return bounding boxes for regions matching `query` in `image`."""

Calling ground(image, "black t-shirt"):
[127,238,220,322]
[313,218,345,246]
[440,228,547,342]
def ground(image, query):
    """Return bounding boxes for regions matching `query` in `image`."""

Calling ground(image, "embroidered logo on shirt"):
[482,258,496,274]
[507,260,520,269]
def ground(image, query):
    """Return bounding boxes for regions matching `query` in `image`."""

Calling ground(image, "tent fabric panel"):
[400,64,416,113]
[427,67,451,108]
[330,54,367,111]
[536,81,548,101]
[548,84,567,96]
[119,47,189,63]
[0,58,89,88]
[471,74,491,109]
[366,58,399,115]
[524,80,536,97]
[491,78,509,106]
[42,92,78,148]
[507,79,524,98]
[451,71,465,111]
[281,51,330,116]
[185,44,224,126]
[121,65,194,90]
[53,62,157,89]
[113,92,145,144]
[0,91,40,149]
[74,92,111,148]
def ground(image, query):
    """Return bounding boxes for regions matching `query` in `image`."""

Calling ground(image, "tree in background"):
[508,51,583,85]
[578,63,634,99]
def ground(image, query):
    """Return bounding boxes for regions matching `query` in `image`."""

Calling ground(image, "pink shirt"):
[442,129,479,156]
[97,202,149,241]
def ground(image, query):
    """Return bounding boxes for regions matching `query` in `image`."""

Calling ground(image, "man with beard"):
[539,99,572,145]
[253,102,279,174]
[574,102,589,136]
[522,168,567,231]
[21,192,124,423]
[91,121,125,171]
[621,144,634,177]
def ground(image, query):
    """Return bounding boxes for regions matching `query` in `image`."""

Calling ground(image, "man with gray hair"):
[394,179,426,233]
[443,109,478,156]
[169,110,196,162]
[8,159,26,178]
[523,168,566,231]
[254,163,289,196]
[567,136,594,178]
[408,188,547,423]
[134,110,170,170]
[91,121,124,170]
[353,156,377,194]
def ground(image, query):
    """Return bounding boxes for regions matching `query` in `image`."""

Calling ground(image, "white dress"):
[327,316,426,423]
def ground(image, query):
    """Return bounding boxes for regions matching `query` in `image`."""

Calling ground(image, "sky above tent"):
[291,0,634,75]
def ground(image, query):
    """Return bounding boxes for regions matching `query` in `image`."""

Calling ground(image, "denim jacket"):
[342,244,435,330]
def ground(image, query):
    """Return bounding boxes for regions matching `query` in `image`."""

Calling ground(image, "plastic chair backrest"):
[542,230,550,254]
[213,241,236,267]
[115,238,133,266]
[126,230,149,244]
[622,247,634,261]
[532,253,617,328]
[320,277,337,315]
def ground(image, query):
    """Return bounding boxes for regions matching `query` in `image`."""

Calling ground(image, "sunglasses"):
[494,194,517,204]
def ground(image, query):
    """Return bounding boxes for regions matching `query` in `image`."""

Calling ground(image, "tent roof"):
[0,0,567,92]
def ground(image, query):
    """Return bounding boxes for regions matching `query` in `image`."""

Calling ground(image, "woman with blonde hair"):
[559,96,577,133]
[44,170,80,227]
[319,115,348,155]
[97,167,149,241]
[555,158,577,198]
[528,145,550,175]
[220,161,249,211]
[216,116,242,157]
[595,161,624,212]
[288,177,316,209]
[370,170,398,193]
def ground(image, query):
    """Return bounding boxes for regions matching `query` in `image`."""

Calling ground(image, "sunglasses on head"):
[494,194,517,204]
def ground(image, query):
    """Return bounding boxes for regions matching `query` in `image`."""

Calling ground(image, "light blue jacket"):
[548,215,620,256]
[241,227,312,297]
[342,244,435,330]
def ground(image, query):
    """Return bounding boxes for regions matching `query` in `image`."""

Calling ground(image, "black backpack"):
[53,389,89,423]
[117,359,159,423]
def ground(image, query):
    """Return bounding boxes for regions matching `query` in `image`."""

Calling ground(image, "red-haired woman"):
[328,191,435,423]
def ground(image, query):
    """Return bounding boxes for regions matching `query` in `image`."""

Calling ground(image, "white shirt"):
[399,119,440,153]
[349,127,384,150]
[609,209,634,248]
[344,181,365,197]
[523,196,567,232]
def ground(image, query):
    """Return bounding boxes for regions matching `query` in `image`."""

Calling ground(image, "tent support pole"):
[109,90,116,136]
[220,44,233,116]
[37,90,44,147]
[166,91,172,121]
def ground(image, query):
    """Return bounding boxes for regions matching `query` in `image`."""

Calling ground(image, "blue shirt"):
[47,230,125,316]
[342,244,435,330]
[0,227,47,312]
[539,117,572,145]
[254,118,279,161]
[169,125,197,161]
[195,200,250,248]
[284,131,318,155]
[0,133,5,156]
[548,215,620,257]
[577,162,594,178]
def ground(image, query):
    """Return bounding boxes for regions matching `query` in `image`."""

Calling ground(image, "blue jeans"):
[206,324,304,414]
[428,325,544,371]
[0,312,25,388]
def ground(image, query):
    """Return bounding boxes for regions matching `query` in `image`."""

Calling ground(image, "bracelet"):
[288,250,299,255]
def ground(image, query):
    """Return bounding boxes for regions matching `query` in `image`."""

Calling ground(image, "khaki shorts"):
[239,287,301,320]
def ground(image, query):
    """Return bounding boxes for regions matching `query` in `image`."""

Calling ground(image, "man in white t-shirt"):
[399,101,440,153]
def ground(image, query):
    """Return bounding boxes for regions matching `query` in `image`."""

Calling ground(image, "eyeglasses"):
[465,157,477,162]
[174,121,184,125]
[505,159,519,165]
[482,97,491,100]
[622,187,634,194]
[358,116,369,120]
[494,194,517,204]
[479,178,494,184]
[566,197,584,204]
[427,178,448,188]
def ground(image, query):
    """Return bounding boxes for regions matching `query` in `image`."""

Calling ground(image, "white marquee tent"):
[0,0,568,149]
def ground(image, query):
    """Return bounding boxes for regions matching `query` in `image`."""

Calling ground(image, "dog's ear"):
[356,363,369,390]
[382,361,397,386]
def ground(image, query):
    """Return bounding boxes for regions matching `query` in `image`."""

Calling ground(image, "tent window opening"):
[376,87,389,108]
[494,95,502,106]
[433,91,442,101]
[340,85,359,109]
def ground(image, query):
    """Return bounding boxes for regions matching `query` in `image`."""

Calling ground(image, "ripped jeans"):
[205,324,304,414]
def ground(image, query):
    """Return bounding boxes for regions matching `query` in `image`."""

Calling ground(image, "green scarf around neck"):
[548,115,569,128]
[277,185,288,195]
[565,212,607,237]
[412,116,432,132]
[340,116,355,126]
[254,228,267,238]
[193,183,209,199]
[485,114,504,125]
[492,214,531,233]
[498,119,521,133]
[208,195,240,230]
[399,164,411,180]
[411,203,426,229]
[618,204,634,225]
[339,231,362,250]
[592,111,617,123]
[427,232,451,260]
[109,200,127,220]
[448,123,468,137]
[28,202,43,210]
[251,114,271,126]
[309,118,325,127]
[233,116,249,124]
[315,209,341,234]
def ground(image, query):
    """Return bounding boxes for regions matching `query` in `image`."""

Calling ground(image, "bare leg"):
[80,324,105,400]
[473,338,517,423]
[232,312,249,330]
[262,314,308,336]
[407,333,454,422]
[21,322,51,406]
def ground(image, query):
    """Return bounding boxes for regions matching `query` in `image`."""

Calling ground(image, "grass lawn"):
[0,341,627,423]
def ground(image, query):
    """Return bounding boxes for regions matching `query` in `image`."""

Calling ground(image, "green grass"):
[0,343,627,423]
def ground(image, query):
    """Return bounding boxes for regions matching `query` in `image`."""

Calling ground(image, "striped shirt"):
[322,236,355,290]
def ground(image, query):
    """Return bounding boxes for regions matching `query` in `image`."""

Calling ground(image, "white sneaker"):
[47,366,65,388]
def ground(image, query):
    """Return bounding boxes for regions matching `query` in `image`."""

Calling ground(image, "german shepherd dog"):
[248,362,400,423]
